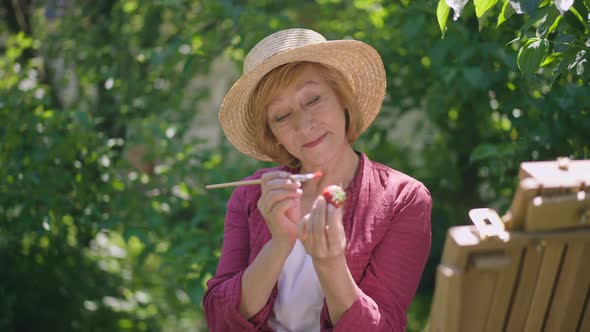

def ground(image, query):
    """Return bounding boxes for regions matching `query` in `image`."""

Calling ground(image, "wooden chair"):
[426,158,590,332]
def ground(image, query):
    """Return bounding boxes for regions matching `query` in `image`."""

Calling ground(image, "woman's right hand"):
[257,171,302,250]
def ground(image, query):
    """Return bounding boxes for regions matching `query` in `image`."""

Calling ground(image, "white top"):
[268,240,324,332]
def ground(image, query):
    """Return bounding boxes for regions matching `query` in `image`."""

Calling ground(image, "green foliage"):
[1,1,589,332]
[438,0,590,81]
[518,37,550,76]
[1,1,261,331]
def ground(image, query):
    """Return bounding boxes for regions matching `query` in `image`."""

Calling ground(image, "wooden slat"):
[444,267,462,332]
[505,244,543,332]
[577,285,590,332]
[427,226,590,332]
[544,243,590,331]
[484,247,524,332]
[461,269,496,331]
[566,243,590,332]
[425,268,446,332]
[523,244,565,332]
[427,264,462,332]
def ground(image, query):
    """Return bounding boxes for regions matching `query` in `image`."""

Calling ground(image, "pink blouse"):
[203,152,432,331]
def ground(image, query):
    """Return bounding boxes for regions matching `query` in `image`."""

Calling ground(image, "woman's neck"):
[299,147,359,195]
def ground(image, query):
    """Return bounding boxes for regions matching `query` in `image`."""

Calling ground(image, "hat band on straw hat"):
[219,28,386,162]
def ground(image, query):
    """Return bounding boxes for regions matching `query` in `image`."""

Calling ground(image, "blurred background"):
[1,0,588,331]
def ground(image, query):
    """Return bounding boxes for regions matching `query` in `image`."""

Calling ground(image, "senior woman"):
[203,28,432,332]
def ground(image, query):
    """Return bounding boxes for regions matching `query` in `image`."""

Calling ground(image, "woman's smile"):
[302,133,328,148]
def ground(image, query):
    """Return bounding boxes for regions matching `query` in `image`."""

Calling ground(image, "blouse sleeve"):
[323,182,432,331]
[202,185,275,331]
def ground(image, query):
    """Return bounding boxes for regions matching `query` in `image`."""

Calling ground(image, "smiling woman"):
[203,28,432,332]
[247,62,363,168]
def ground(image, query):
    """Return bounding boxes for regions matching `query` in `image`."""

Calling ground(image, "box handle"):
[468,208,509,241]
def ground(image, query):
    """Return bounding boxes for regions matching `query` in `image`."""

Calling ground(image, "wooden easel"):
[426,158,590,332]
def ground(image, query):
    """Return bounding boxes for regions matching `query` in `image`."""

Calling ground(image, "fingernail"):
[296,189,303,195]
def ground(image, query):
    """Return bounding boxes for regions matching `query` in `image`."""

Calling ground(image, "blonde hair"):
[246,61,362,167]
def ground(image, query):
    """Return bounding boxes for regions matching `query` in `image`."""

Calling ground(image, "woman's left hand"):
[298,195,347,264]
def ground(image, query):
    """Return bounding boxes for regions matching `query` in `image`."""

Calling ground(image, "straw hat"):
[219,28,386,161]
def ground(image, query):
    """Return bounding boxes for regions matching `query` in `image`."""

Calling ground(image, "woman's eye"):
[275,112,290,122]
[305,95,320,106]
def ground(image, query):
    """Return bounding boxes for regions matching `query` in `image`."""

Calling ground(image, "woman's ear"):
[344,108,350,131]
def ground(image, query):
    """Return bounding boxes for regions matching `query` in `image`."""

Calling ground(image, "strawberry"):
[322,185,346,208]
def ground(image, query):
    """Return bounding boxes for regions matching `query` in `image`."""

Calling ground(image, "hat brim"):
[219,40,386,161]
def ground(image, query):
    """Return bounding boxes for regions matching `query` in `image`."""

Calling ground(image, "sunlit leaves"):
[497,0,516,26]
[536,10,561,38]
[0,1,250,330]
[437,0,589,80]
[568,50,588,75]
[563,5,588,32]
[475,0,499,18]
[123,0,139,13]
[2,1,589,331]
[517,38,549,77]
[437,0,452,36]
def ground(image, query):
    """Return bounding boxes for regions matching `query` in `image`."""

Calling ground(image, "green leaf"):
[536,9,561,38]
[553,33,576,52]
[573,1,590,27]
[437,0,451,37]
[475,0,499,18]
[112,179,125,191]
[540,51,564,66]
[498,0,516,26]
[509,0,541,16]
[470,144,498,162]
[567,50,588,76]
[563,6,588,33]
[173,182,191,200]
[478,9,493,30]
[523,0,541,16]
[517,38,549,78]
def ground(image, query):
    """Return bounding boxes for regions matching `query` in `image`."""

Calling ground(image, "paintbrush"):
[205,171,323,189]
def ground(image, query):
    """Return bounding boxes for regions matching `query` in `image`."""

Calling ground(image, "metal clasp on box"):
[469,208,510,241]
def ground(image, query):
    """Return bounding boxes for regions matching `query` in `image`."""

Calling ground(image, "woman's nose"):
[293,109,315,133]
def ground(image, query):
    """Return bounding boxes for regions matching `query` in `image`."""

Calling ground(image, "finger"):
[262,188,302,212]
[260,178,300,206]
[260,171,290,183]
[261,172,299,190]
[265,177,301,190]
[271,197,299,217]
[312,196,328,253]
[298,213,309,241]
[325,203,344,251]
[299,215,313,253]
[285,198,301,224]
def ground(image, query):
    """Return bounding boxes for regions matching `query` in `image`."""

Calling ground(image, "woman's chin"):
[298,147,334,167]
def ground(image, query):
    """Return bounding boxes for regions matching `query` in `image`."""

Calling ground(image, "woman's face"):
[266,66,349,168]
